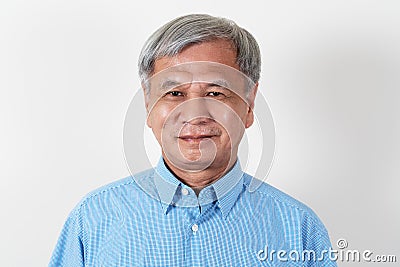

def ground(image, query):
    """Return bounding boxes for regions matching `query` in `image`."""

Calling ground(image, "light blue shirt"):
[50,159,337,266]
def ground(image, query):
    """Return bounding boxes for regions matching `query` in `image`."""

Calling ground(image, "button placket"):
[191,223,199,233]
[181,188,189,196]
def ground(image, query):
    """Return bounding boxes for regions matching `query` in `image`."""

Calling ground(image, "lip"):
[178,135,215,140]
[177,134,218,144]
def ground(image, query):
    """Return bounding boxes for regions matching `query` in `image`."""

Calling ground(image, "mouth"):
[178,134,216,143]
[178,133,218,144]
[176,124,222,144]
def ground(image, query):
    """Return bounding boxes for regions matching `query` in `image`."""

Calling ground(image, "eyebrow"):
[159,78,230,91]
[160,79,181,90]
[208,79,229,88]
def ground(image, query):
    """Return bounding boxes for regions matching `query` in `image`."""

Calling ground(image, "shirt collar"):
[154,157,244,218]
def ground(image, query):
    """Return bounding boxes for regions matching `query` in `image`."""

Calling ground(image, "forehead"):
[153,39,239,75]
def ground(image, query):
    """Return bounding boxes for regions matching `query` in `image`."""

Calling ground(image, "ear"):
[245,82,258,128]
[142,82,152,128]
[142,82,150,111]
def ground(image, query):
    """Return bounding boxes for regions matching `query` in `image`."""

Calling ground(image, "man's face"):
[145,39,257,172]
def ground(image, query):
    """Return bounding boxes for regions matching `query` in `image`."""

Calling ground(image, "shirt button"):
[181,188,189,196]
[191,224,199,232]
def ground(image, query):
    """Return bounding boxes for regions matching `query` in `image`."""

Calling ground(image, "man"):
[50,14,337,266]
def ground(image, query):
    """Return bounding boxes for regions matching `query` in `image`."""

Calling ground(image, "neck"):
[162,156,237,190]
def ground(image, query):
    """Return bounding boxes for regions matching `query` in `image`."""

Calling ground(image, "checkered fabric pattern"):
[49,159,337,266]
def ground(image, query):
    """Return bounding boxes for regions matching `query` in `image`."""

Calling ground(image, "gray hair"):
[138,14,261,91]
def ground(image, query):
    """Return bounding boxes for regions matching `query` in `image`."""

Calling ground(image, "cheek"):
[213,109,246,147]
[221,103,248,127]
[148,105,174,133]
[235,103,250,121]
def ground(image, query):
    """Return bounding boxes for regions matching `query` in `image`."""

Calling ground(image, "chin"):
[181,151,202,162]
[164,150,214,172]
[181,149,216,165]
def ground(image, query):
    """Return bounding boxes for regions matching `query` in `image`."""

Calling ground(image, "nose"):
[179,98,213,125]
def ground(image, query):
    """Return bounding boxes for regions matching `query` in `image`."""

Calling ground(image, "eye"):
[166,91,184,97]
[206,91,224,97]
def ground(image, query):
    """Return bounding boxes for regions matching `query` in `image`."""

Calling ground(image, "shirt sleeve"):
[302,215,338,267]
[49,206,85,267]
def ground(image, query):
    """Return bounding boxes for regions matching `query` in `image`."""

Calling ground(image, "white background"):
[1,0,399,266]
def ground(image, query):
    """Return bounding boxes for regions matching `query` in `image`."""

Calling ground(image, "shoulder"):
[242,174,328,233]
[71,168,157,215]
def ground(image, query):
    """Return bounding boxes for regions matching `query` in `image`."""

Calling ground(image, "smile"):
[178,135,216,142]
[178,135,215,140]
